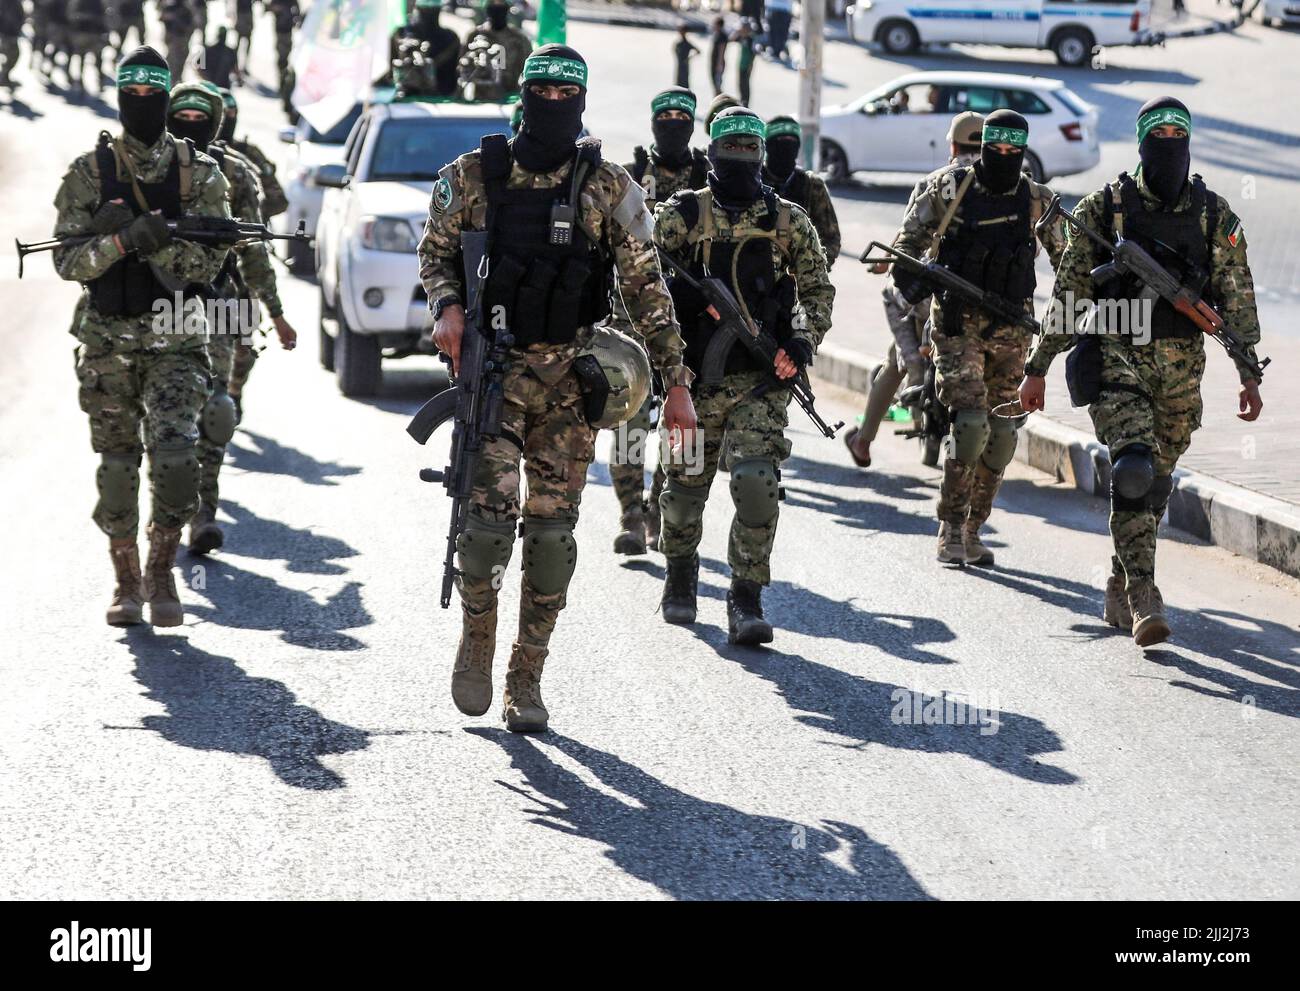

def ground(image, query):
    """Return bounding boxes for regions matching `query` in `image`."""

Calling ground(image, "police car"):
[846,0,1156,67]
[314,97,512,396]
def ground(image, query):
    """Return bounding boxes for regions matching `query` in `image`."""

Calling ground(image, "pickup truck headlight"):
[359,216,418,253]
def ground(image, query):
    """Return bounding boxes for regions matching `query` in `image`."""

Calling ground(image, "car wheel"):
[820,140,850,184]
[1052,28,1093,68]
[878,20,920,55]
[1023,149,1045,183]
[335,307,382,397]
[318,287,336,372]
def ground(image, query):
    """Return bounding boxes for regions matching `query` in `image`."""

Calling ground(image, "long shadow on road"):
[471,728,935,900]
[227,430,363,487]
[213,500,359,576]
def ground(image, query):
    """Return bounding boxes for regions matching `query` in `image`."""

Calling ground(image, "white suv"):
[315,99,512,397]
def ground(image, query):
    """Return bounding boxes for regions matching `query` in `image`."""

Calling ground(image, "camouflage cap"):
[946,110,984,146]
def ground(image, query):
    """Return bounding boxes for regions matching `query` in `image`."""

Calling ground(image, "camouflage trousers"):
[607,393,665,517]
[197,331,238,515]
[458,354,596,650]
[229,340,258,396]
[1090,337,1205,592]
[931,309,1028,527]
[75,338,211,538]
[1,35,20,81]
[658,370,792,585]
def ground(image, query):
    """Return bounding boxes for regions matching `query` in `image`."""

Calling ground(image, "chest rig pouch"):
[86,132,196,317]
[479,134,611,347]
[667,188,796,376]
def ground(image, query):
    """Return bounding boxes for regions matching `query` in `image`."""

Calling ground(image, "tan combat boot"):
[961,523,995,566]
[451,604,497,717]
[143,523,185,627]
[1103,575,1133,631]
[937,522,965,565]
[107,539,144,626]
[188,504,224,556]
[502,642,549,733]
[613,508,647,555]
[1129,583,1170,647]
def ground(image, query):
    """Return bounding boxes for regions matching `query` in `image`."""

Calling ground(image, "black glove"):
[90,200,135,235]
[120,212,172,255]
[782,337,814,371]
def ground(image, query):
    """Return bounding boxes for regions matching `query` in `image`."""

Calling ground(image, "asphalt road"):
[1,9,1297,901]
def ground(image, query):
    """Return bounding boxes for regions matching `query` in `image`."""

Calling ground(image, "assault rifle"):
[656,249,843,439]
[1037,194,1270,382]
[858,240,1041,335]
[407,231,513,609]
[15,218,308,278]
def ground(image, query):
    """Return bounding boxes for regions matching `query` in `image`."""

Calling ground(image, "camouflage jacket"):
[466,23,532,90]
[53,131,231,351]
[1024,170,1262,382]
[626,147,708,211]
[417,142,694,389]
[227,136,288,219]
[764,167,841,268]
[654,189,835,357]
[212,141,282,318]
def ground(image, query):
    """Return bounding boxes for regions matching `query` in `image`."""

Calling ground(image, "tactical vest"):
[480,134,611,347]
[667,187,796,377]
[86,133,194,318]
[1098,171,1216,341]
[934,168,1037,305]
[631,146,709,205]
[770,168,811,212]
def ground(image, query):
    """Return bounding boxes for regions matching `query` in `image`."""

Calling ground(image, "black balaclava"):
[486,2,508,30]
[168,114,213,150]
[650,86,696,167]
[977,108,1028,194]
[1137,96,1191,205]
[514,44,587,173]
[167,86,222,152]
[117,46,172,146]
[707,107,766,210]
[218,88,238,142]
[764,116,801,184]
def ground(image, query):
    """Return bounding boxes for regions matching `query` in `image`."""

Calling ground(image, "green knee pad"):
[97,453,141,515]
[149,445,200,508]
[981,417,1019,472]
[728,458,780,527]
[456,512,516,582]
[200,389,238,446]
[660,478,707,529]
[520,517,577,596]
[949,409,991,466]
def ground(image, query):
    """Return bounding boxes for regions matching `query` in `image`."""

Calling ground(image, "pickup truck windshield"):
[368,117,510,181]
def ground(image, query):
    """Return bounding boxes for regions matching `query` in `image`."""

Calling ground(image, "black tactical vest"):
[1099,172,1215,340]
[632,146,709,202]
[86,135,187,318]
[935,169,1037,304]
[770,168,811,212]
[479,135,611,347]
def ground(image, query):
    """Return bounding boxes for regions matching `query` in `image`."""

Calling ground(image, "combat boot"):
[502,642,548,733]
[727,579,773,646]
[961,523,994,566]
[613,508,647,555]
[451,604,496,717]
[644,498,662,552]
[142,524,185,628]
[661,553,699,624]
[1103,575,1133,631]
[936,522,965,565]
[187,505,224,556]
[1129,583,1170,647]
[106,539,144,626]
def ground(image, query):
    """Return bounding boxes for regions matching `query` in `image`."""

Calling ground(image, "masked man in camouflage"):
[418,46,698,733]
[464,1,531,100]
[166,81,298,554]
[1020,97,1264,646]
[892,109,1064,567]
[762,116,840,268]
[54,47,231,627]
[655,107,834,646]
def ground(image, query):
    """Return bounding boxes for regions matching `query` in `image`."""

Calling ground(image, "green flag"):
[536,0,566,46]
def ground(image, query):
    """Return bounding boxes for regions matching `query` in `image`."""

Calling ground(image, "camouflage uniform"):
[54,131,231,537]
[1024,170,1262,596]
[464,20,531,100]
[763,166,840,268]
[894,163,1064,535]
[654,190,834,584]
[417,144,692,651]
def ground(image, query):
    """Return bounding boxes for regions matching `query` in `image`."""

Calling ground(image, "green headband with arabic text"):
[117,64,171,91]
[521,55,588,88]
[765,118,801,140]
[651,91,697,116]
[710,113,766,140]
[1137,107,1192,143]
[982,124,1028,147]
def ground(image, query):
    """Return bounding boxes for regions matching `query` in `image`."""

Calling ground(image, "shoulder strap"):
[632,145,649,183]
[929,166,974,255]
[480,132,511,182]
[177,138,196,204]
[1197,175,1216,278]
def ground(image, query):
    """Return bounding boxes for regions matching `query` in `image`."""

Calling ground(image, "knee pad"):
[949,409,991,466]
[1147,474,1174,516]
[1112,443,1154,501]
[97,453,141,515]
[520,517,577,596]
[149,444,200,507]
[660,477,707,529]
[981,416,1019,472]
[728,458,780,527]
[456,512,516,582]
[200,389,238,446]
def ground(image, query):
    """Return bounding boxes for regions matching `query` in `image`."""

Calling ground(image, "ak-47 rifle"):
[858,240,1041,335]
[407,231,514,609]
[657,249,843,439]
[1037,194,1270,382]
[15,218,309,278]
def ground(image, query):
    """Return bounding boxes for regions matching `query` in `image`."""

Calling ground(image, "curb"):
[811,342,1300,580]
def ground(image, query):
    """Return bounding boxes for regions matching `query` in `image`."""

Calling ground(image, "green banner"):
[765,119,801,140]
[117,64,171,91]
[651,91,696,116]
[536,0,566,46]
[1137,107,1192,142]
[710,114,766,140]
[982,125,1028,147]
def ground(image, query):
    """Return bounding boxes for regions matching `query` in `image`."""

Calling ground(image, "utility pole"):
[798,0,825,172]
